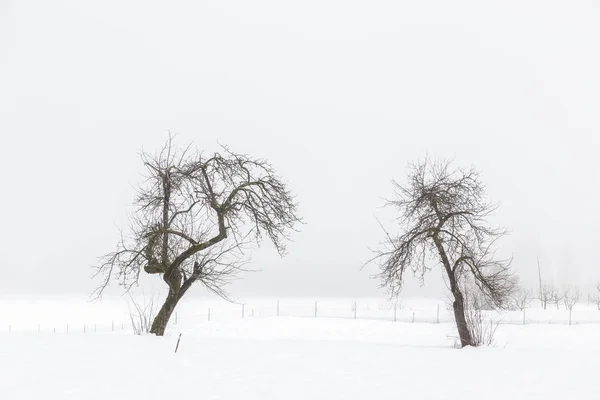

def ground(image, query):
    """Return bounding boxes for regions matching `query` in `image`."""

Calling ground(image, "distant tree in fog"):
[512,286,533,311]
[537,281,556,310]
[589,283,600,310]
[562,285,580,311]
[550,286,564,310]
[367,158,515,348]
[94,135,301,336]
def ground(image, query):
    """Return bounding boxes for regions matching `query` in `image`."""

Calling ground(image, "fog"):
[1,0,599,299]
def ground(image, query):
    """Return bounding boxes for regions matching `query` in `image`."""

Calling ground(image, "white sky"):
[1,1,599,298]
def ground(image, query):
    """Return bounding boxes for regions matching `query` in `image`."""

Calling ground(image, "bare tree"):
[537,281,555,310]
[512,286,533,311]
[563,285,580,311]
[94,136,301,335]
[550,285,564,310]
[589,283,600,310]
[368,159,514,347]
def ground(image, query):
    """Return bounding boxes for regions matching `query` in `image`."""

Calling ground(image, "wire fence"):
[3,299,600,334]
[173,300,600,326]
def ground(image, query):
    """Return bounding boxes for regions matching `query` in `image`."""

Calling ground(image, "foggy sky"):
[1,1,599,299]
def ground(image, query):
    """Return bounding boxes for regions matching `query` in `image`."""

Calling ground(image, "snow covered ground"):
[1,295,599,399]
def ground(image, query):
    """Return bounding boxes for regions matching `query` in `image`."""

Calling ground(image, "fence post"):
[394,304,397,322]
[208,307,211,321]
[121,321,124,330]
[314,301,318,318]
[436,304,440,324]
[84,324,86,334]
[242,304,245,319]
[277,300,280,317]
[174,333,182,354]
[112,320,114,332]
[523,309,526,325]
[354,301,357,319]
[67,324,69,334]
[94,324,97,333]
[53,328,55,334]
[569,308,572,326]
[252,309,255,318]
[412,312,415,323]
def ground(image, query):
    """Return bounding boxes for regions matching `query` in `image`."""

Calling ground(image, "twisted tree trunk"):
[450,288,472,347]
[150,269,184,336]
[150,288,181,336]
[149,267,199,336]
[433,234,473,347]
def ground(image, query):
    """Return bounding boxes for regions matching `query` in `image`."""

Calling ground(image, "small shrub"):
[464,290,500,347]
[128,293,159,335]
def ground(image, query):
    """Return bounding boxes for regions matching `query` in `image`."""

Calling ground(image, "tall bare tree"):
[537,257,544,307]
[368,159,514,347]
[94,137,301,335]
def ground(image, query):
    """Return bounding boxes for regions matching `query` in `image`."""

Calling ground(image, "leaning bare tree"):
[94,137,301,335]
[368,159,514,348]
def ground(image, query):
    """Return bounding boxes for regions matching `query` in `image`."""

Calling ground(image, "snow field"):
[1,296,599,399]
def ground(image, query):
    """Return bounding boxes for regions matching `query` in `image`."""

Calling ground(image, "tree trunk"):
[150,286,181,336]
[149,269,197,336]
[431,233,473,348]
[451,289,473,347]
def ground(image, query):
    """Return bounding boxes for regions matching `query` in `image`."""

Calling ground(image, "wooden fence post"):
[174,334,182,353]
